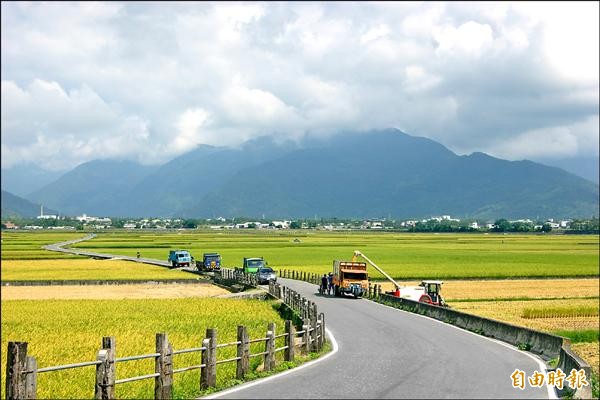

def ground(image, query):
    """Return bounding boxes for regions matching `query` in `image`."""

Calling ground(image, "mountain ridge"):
[6,129,597,220]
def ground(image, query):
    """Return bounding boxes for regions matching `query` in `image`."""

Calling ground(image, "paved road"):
[43,233,197,273]
[210,278,554,399]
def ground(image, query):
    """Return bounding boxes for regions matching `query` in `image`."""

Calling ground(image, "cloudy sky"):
[2,1,598,180]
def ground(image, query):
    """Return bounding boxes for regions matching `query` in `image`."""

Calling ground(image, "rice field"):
[522,306,599,319]
[1,259,198,281]
[3,231,598,279]
[1,231,87,260]
[69,231,599,279]
[1,298,289,399]
[451,298,599,333]
[378,278,600,301]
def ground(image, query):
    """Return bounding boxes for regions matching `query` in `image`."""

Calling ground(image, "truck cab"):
[332,260,369,298]
[201,253,221,272]
[168,250,192,268]
[242,257,266,273]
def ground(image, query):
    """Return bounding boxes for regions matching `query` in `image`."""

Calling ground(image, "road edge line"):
[201,327,339,399]
[371,299,558,399]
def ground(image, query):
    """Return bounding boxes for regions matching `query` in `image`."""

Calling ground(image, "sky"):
[1,1,599,180]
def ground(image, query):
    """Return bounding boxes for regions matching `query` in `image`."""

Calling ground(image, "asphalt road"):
[209,278,554,399]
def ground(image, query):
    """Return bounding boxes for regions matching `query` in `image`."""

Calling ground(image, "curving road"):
[44,235,555,399]
[208,278,555,399]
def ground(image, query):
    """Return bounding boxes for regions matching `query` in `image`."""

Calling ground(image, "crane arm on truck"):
[352,250,401,292]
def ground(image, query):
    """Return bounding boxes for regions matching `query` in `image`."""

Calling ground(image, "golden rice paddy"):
[1,259,198,281]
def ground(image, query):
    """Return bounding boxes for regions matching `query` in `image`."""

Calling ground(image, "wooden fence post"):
[264,322,275,371]
[303,318,311,354]
[284,320,295,362]
[319,312,326,347]
[378,285,382,298]
[200,338,210,389]
[236,326,249,379]
[95,336,115,400]
[155,333,173,400]
[6,342,27,400]
[206,329,217,388]
[25,356,37,399]
[310,317,318,352]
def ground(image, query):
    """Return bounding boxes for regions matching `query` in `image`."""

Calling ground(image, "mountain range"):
[2,129,598,220]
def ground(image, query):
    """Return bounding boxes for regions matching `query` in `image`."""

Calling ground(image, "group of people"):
[320,272,334,295]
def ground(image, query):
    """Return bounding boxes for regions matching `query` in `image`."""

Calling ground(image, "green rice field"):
[1,232,87,260]
[65,231,600,280]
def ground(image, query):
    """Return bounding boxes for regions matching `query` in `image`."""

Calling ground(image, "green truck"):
[240,257,266,273]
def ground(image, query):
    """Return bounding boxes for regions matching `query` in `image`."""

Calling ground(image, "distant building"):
[37,205,58,220]
[3,221,18,229]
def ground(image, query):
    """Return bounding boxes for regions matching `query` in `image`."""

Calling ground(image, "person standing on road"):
[327,272,333,295]
[321,274,328,295]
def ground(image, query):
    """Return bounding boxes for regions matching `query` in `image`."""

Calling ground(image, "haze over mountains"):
[2,129,598,220]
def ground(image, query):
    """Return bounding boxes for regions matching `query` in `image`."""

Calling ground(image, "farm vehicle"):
[236,257,267,274]
[332,260,369,298]
[168,250,193,268]
[351,250,447,307]
[197,253,221,272]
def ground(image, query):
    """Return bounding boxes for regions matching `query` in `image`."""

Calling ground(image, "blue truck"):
[168,250,193,268]
[199,253,221,272]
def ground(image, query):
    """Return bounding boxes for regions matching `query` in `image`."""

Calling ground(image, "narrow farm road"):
[209,278,554,399]
[42,233,174,268]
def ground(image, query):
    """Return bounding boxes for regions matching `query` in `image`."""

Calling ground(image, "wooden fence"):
[5,270,328,400]
[215,267,258,287]
[6,317,325,400]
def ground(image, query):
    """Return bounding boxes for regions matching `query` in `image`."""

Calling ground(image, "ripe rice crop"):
[451,298,599,332]
[378,278,600,301]
[1,259,198,281]
[522,306,599,319]
[1,298,288,399]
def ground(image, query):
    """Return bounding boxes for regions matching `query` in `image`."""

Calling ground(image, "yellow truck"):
[332,260,369,298]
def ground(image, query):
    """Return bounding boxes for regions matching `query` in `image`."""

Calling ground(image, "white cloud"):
[174,108,210,152]
[0,1,598,174]
[433,21,494,55]
[486,115,600,160]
